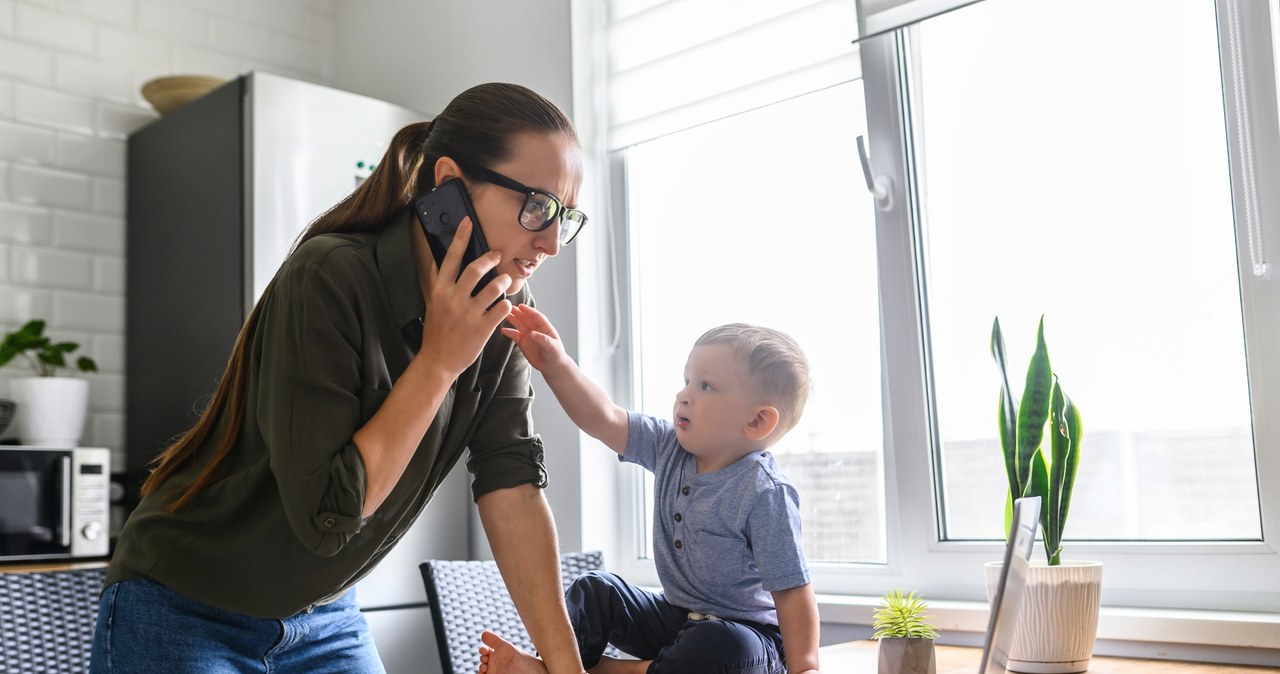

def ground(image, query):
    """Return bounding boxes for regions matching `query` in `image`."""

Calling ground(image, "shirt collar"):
[688,449,767,484]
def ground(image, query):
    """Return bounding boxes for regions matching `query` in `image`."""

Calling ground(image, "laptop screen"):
[978,496,1041,674]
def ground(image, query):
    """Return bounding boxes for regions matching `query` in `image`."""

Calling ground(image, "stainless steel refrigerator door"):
[246,71,426,307]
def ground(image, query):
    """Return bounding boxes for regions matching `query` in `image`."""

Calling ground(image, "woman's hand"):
[421,217,513,375]
[501,304,570,373]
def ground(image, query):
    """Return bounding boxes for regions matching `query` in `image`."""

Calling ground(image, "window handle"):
[856,135,894,211]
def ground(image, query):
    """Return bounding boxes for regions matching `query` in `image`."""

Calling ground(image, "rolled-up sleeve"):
[464,335,549,501]
[254,252,370,557]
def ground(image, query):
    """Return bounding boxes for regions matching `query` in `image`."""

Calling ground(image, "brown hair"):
[142,83,578,510]
[694,323,812,439]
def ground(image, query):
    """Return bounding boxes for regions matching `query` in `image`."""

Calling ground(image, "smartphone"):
[412,178,504,304]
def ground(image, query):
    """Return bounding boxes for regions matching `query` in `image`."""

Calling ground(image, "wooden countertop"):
[0,560,109,574]
[818,640,1274,673]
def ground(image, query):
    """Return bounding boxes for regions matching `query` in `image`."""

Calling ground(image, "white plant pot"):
[8,376,90,447]
[985,560,1103,674]
[878,637,937,674]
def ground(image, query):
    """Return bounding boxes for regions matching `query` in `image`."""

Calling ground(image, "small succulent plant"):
[873,589,940,640]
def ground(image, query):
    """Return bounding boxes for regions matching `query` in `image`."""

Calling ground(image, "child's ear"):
[744,406,781,442]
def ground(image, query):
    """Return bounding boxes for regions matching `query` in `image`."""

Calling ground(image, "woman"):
[91,83,590,674]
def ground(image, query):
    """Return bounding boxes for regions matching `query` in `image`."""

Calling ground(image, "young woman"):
[91,83,590,674]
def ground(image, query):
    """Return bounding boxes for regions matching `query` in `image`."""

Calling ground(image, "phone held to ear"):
[412,178,504,307]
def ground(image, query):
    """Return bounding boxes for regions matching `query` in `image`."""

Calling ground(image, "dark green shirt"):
[107,211,547,618]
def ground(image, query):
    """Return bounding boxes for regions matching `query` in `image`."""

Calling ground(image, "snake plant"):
[990,316,1082,565]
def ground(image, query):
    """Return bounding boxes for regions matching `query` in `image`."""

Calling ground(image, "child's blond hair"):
[694,324,811,439]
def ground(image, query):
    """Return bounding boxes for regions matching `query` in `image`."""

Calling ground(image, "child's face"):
[673,343,768,461]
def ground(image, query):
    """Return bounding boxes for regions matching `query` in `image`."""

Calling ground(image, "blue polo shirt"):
[622,411,811,625]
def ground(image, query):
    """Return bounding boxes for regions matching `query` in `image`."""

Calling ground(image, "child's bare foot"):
[477,630,548,674]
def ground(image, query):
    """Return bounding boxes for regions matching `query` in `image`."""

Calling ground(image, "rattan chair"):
[420,550,621,674]
[0,566,106,673]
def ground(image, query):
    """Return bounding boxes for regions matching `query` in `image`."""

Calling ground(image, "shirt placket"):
[673,477,690,553]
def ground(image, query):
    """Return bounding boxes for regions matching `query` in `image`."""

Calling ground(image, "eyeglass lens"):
[520,194,586,245]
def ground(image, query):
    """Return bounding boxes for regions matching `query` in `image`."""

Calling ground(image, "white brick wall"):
[0,0,337,464]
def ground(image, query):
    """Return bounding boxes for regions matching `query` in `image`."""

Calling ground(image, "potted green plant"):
[873,589,939,674]
[988,316,1100,674]
[0,320,98,446]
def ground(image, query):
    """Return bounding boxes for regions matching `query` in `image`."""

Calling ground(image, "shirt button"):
[324,517,336,528]
[681,486,690,496]
[673,513,682,522]
[674,539,683,549]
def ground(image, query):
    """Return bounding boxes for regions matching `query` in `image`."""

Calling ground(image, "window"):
[916,0,1262,542]
[624,82,887,565]
[588,0,1280,615]
[858,0,1280,611]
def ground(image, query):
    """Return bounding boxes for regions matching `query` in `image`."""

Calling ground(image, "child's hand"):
[503,304,628,453]
[501,304,570,372]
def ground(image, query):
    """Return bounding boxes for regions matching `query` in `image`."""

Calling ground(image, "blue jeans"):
[566,571,785,674]
[89,577,385,673]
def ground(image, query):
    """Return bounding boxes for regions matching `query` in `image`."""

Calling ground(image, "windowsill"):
[0,560,110,574]
[817,593,1280,665]
[818,639,1274,674]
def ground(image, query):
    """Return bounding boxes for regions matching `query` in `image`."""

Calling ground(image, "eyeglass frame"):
[453,158,588,245]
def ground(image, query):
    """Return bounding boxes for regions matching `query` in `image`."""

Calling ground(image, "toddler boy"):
[480,305,821,674]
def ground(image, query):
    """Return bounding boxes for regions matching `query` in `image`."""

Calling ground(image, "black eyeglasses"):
[455,158,588,246]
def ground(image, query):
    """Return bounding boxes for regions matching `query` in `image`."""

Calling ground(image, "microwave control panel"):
[72,447,111,557]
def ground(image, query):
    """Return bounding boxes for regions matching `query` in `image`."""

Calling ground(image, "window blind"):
[603,0,988,150]
[605,0,862,150]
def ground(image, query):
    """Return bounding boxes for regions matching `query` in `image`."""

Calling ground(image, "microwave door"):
[0,449,71,559]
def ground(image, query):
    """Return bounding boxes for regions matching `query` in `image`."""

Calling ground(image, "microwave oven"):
[0,446,111,561]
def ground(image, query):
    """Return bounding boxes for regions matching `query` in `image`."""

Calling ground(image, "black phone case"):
[412,179,503,303]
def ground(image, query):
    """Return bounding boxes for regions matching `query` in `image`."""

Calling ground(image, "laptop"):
[977,495,1041,674]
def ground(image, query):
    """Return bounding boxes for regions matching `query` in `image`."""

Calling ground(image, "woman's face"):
[457,131,584,295]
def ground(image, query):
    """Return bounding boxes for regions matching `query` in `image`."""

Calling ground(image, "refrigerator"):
[126,71,464,673]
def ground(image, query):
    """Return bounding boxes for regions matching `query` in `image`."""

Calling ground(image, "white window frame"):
[572,0,1280,661]
[857,0,1280,609]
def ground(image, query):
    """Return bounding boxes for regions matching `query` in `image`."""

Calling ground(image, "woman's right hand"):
[421,217,513,375]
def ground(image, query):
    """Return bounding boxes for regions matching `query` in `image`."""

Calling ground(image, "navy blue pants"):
[565,571,785,674]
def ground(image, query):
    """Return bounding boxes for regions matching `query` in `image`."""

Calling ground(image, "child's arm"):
[772,583,821,674]
[502,304,629,454]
